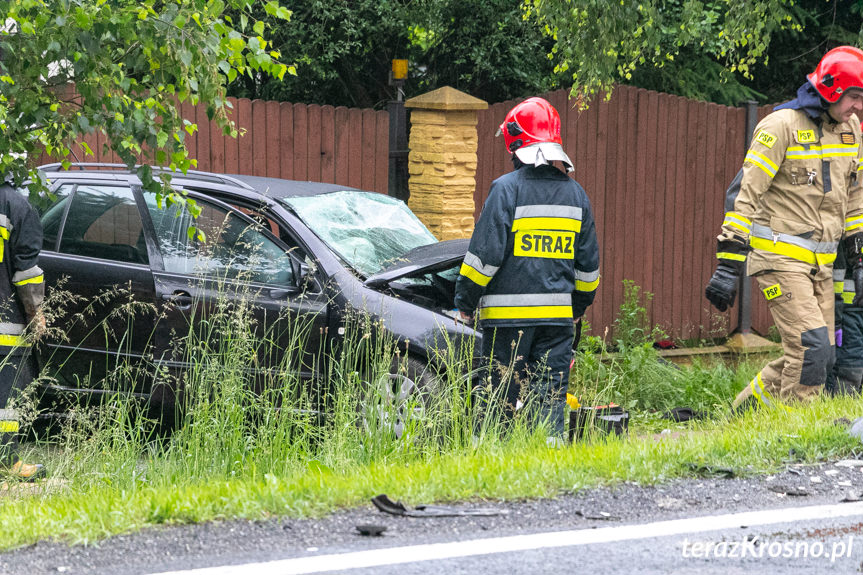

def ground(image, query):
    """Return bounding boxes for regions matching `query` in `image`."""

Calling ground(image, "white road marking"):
[150,500,863,575]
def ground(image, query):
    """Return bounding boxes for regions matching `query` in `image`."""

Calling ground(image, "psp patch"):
[762,284,783,301]
[842,132,856,145]
[755,130,777,149]
[796,130,817,144]
[514,230,576,259]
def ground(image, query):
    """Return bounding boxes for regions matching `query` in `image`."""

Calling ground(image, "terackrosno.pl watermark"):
[681,535,855,562]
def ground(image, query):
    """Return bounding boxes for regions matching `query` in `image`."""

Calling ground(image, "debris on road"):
[575,509,620,521]
[355,524,387,536]
[686,463,736,479]
[371,494,507,518]
[835,459,863,468]
[768,485,809,496]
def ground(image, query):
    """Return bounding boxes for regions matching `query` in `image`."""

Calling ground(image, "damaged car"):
[25,164,479,413]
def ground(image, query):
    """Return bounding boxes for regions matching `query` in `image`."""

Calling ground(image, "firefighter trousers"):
[0,351,36,465]
[827,308,863,395]
[478,324,573,437]
[733,271,835,410]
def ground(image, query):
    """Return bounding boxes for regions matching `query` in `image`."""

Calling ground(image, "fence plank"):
[348,108,363,188]
[306,104,322,183]
[334,107,350,186]
[375,111,389,194]
[361,109,377,191]
[251,100,267,176]
[195,101,211,172]
[320,105,335,183]
[292,103,309,181]
[654,93,672,331]
[224,98,240,174]
[264,101,280,178]
[594,94,613,335]
[279,102,294,180]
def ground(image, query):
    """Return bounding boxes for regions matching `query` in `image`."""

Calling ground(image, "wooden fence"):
[45,98,390,195]
[476,86,775,341]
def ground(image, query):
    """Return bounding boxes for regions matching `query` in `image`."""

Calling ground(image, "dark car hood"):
[363,239,469,288]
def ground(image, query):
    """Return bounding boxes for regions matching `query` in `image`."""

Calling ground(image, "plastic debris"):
[371,494,506,518]
[768,485,809,496]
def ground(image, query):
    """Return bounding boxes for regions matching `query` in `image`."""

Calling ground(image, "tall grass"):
[0,277,852,550]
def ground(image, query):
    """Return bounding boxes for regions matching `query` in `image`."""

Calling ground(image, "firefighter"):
[827,248,863,395]
[0,177,46,480]
[705,46,863,410]
[455,97,600,440]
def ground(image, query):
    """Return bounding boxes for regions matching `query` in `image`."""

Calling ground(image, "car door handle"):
[161,290,194,310]
[269,287,300,299]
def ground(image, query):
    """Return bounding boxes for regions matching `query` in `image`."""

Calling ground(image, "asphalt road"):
[4,460,863,575]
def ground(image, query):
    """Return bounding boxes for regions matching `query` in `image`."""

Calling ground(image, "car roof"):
[37,163,363,199]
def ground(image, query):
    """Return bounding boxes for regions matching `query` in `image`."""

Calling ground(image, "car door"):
[33,181,158,397]
[142,190,328,393]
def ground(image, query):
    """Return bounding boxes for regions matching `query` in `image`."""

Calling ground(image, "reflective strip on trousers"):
[749,223,838,266]
[0,409,19,434]
[0,334,27,348]
[478,293,573,321]
[749,372,790,411]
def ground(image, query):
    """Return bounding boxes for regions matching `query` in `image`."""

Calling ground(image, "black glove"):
[705,262,741,312]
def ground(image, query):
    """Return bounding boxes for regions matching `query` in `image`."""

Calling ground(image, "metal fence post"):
[388,60,409,201]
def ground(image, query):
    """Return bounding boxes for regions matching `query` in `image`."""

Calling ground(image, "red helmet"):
[807,46,863,103]
[498,97,573,171]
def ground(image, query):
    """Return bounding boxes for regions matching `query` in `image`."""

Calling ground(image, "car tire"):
[360,356,437,440]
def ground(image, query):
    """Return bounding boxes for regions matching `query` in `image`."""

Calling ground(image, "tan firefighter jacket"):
[719,108,863,282]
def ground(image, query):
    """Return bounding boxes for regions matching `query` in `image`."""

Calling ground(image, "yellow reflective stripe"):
[511,217,581,233]
[750,236,815,265]
[843,292,855,304]
[575,277,600,292]
[0,334,28,347]
[717,252,747,262]
[749,237,836,266]
[835,281,846,294]
[745,151,778,177]
[723,220,751,233]
[12,275,43,286]
[816,252,837,266]
[0,226,8,240]
[479,305,573,321]
[0,421,19,433]
[725,212,751,225]
[785,144,859,159]
[459,263,492,287]
[845,216,863,232]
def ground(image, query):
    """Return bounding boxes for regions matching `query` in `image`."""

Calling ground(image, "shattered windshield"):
[281,191,438,277]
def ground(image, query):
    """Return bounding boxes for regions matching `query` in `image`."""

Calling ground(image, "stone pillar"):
[405,87,487,240]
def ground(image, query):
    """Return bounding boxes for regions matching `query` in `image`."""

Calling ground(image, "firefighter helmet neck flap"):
[498,97,574,172]
[808,46,863,103]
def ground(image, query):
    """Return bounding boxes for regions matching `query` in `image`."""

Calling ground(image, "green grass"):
[2,395,861,550]
[1,278,857,551]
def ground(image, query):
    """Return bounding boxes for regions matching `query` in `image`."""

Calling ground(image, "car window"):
[59,185,149,264]
[144,193,295,286]
[32,183,74,251]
